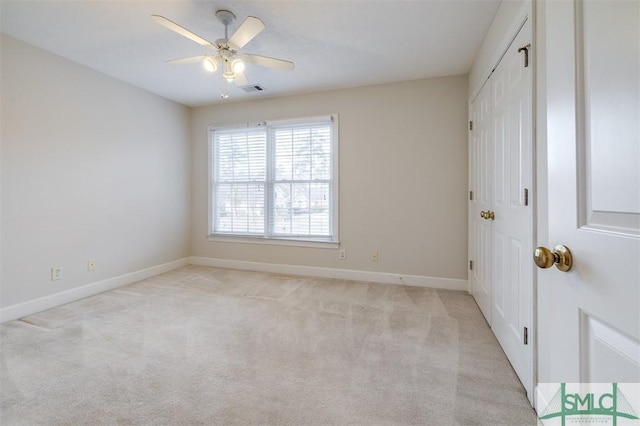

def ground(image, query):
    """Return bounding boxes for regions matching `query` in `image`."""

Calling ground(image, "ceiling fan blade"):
[151,15,213,47]
[166,55,207,64]
[235,71,249,86]
[227,16,265,50]
[244,54,295,71]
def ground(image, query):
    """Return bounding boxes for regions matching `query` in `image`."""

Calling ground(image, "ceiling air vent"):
[240,84,265,93]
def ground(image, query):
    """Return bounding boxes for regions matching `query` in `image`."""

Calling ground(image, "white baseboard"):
[0,258,190,324]
[190,257,468,291]
[1,257,467,324]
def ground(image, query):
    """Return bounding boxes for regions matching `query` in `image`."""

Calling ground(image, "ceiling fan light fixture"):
[222,59,235,81]
[231,59,245,73]
[203,57,218,73]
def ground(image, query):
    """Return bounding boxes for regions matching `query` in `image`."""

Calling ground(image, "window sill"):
[207,234,340,249]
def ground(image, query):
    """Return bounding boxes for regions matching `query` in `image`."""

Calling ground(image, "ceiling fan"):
[151,9,294,87]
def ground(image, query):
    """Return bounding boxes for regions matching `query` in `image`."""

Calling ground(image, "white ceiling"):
[0,0,500,107]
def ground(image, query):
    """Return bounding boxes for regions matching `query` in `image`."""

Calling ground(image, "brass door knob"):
[534,245,573,272]
[480,210,495,220]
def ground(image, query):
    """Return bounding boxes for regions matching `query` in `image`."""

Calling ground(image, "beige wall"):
[191,76,469,281]
[0,35,192,308]
[0,35,469,314]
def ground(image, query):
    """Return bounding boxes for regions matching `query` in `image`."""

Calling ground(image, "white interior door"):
[537,0,640,398]
[490,18,533,400]
[469,81,493,324]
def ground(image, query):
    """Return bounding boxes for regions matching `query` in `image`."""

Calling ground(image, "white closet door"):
[469,81,493,324]
[490,18,533,399]
[469,18,534,401]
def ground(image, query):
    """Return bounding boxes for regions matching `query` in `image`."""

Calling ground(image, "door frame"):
[533,0,546,411]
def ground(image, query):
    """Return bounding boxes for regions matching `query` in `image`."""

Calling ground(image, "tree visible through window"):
[210,116,337,242]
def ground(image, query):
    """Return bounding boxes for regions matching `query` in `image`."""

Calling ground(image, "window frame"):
[207,115,339,248]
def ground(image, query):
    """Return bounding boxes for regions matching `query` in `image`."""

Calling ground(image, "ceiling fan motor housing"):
[214,39,233,51]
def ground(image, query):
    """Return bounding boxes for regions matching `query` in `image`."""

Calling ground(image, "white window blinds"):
[210,116,337,242]
[212,127,267,235]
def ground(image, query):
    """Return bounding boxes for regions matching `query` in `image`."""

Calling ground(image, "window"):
[209,115,338,245]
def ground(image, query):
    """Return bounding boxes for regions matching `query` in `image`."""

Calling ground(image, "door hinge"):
[469,190,474,201]
[524,188,529,206]
[469,121,474,131]
[524,327,528,345]
[469,260,473,271]
[518,44,531,68]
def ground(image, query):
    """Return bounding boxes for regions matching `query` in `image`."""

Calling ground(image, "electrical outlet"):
[88,259,96,271]
[339,249,346,260]
[51,267,63,281]
[371,251,379,262]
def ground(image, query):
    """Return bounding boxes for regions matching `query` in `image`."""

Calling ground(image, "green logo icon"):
[540,383,639,425]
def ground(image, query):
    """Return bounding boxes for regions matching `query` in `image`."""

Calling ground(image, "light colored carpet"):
[0,265,538,425]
